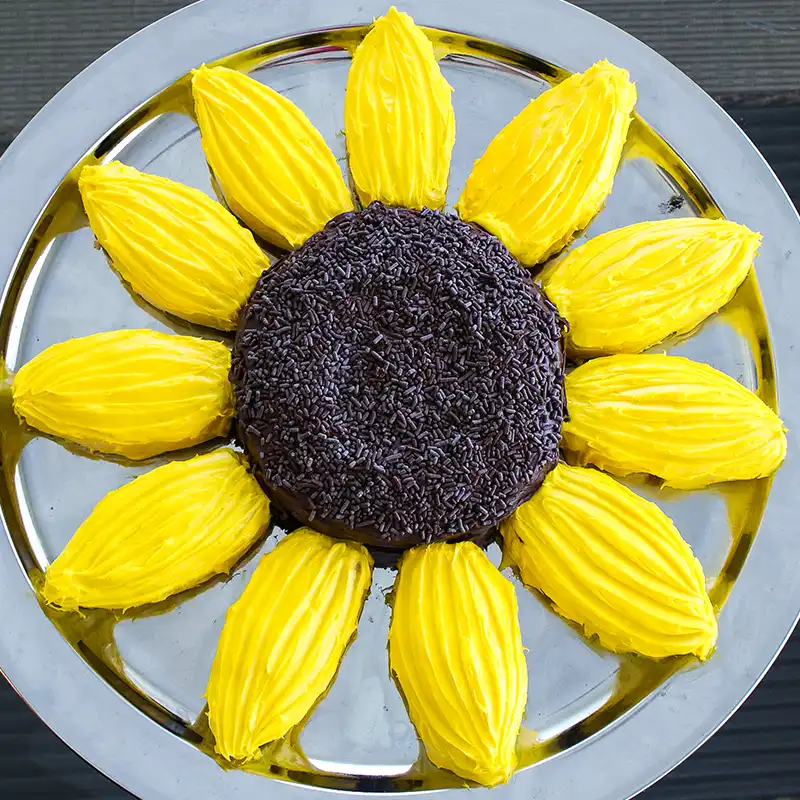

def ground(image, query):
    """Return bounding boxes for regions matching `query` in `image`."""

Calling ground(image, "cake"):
[9,4,785,789]
[231,202,565,548]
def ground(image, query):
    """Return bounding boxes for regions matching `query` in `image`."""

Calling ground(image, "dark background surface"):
[1,1,799,798]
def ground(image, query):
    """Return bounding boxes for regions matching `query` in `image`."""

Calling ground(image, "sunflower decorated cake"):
[7,5,787,789]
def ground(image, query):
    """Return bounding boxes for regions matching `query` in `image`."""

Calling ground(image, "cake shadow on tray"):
[0,4,786,791]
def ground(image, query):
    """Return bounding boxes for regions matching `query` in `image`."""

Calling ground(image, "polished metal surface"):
[1,1,799,799]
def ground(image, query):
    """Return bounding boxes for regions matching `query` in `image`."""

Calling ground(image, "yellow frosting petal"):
[562,354,786,488]
[456,60,636,265]
[192,65,353,249]
[42,450,269,610]
[503,463,717,659]
[80,162,269,331]
[543,218,761,356]
[389,542,527,786]
[345,6,455,209]
[207,529,372,762]
[12,329,233,460]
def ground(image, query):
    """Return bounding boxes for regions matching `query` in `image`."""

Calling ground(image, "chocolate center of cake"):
[231,202,565,549]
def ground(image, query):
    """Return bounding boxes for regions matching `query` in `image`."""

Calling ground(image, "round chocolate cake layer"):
[232,203,565,549]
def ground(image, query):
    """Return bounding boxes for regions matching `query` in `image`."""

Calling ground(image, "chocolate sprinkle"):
[231,202,566,549]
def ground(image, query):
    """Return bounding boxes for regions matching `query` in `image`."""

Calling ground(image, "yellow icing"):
[562,354,787,488]
[456,60,636,265]
[80,162,269,331]
[502,463,717,660]
[12,329,233,460]
[192,65,353,249]
[345,7,455,210]
[543,218,761,356]
[42,450,269,610]
[389,542,527,786]
[207,529,372,762]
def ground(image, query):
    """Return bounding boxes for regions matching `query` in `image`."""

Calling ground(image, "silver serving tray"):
[1,1,799,799]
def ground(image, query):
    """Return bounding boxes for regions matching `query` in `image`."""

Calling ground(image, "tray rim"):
[2,1,800,799]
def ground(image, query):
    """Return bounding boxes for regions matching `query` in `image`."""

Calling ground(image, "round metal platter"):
[1,1,799,798]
